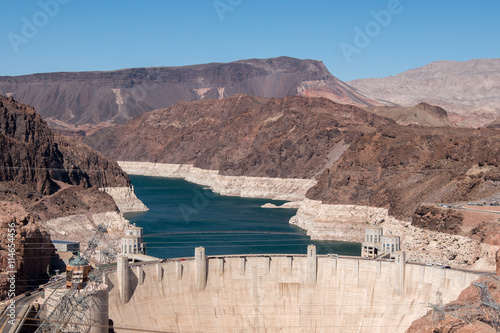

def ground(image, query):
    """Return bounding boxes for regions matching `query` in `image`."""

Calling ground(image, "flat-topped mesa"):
[0,56,379,134]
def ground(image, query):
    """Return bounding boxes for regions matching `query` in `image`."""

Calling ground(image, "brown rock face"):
[0,202,55,298]
[411,204,500,246]
[364,102,454,127]
[0,57,379,136]
[406,278,500,332]
[412,205,464,234]
[0,96,129,297]
[308,124,500,217]
[84,94,393,178]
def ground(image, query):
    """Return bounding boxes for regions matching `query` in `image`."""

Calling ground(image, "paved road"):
[458,205,500,215]
[0,291,40,333]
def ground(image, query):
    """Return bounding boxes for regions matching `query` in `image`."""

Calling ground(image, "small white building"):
[381,235,400,254]
[121,224,146,255]
[361,228,400,258]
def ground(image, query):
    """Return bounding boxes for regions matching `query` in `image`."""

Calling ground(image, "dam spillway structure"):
[107,246,483,332]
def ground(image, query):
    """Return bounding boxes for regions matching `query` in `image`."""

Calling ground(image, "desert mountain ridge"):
[84,94,500,219]
[349,58,500,127]
[0,57,380,136]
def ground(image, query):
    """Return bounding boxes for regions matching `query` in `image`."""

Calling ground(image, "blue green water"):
[124,175,361,258]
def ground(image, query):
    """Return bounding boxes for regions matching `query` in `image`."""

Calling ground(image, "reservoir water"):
[124,175,361,258]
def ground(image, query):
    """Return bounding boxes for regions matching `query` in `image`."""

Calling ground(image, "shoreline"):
[118,161,499,271]
[117,161,317,202]
[99,186,148,213]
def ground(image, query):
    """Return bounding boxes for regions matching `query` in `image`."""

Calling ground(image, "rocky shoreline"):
[99,186,148,213]
[43,211,131,252]
[41,188,148,254]
[291,199,499,271]
[119,161,499,271]
[117,161,317,202]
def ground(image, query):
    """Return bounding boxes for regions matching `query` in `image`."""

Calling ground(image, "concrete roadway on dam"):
[131,253,496,276]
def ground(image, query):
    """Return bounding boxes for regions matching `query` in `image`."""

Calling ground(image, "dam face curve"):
[106,250,480,333]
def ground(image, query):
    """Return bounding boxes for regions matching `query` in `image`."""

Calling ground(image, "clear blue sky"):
[0,0,498,81]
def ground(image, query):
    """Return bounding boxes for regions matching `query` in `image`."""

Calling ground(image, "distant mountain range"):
[0,57,378,136]
[2,57,498,133]
[349,58,500,127]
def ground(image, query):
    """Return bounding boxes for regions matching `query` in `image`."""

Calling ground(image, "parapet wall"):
[107,252,481,333]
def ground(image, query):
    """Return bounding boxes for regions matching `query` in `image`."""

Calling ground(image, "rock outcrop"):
[412,204,464,234]
[0,57,379,136]
[364,102,454,127]
[99,186,148,213]
[0,95,130,193]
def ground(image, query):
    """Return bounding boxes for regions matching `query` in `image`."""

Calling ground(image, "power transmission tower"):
[429,279,500,331]
[35,223,116,333]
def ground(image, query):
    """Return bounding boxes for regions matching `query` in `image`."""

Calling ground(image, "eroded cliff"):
[0,95,142,297]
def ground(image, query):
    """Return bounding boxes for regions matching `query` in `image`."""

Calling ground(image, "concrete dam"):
[105,245,482,333]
